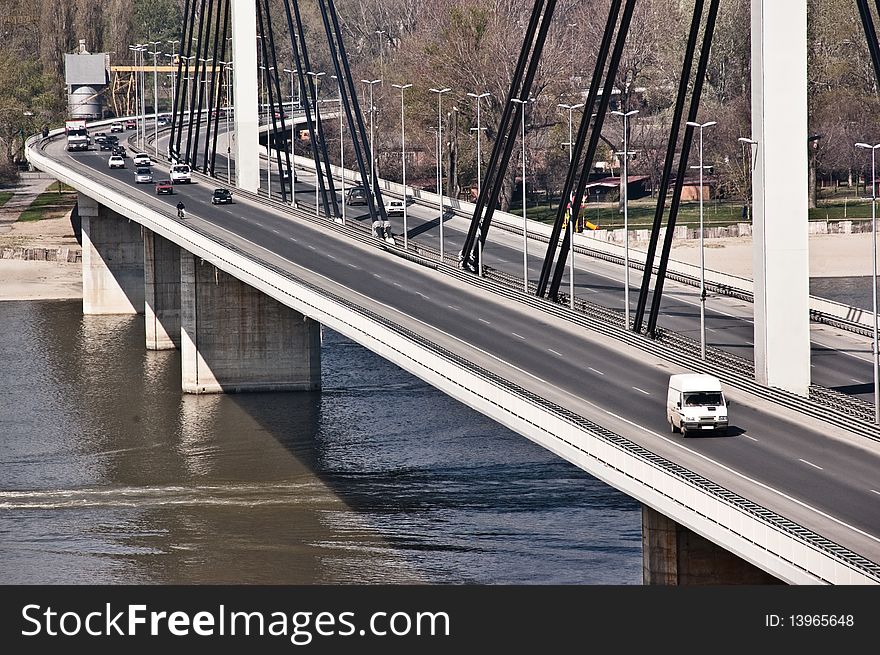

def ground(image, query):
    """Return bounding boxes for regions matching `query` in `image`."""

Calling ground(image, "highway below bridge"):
[26,123,880,584]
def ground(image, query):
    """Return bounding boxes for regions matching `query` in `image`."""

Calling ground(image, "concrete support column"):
[231,0,260,192]
[144,229,181,350]
[180,253,321,393]
[751,1,811,395]
[80,193,145,315]
[641,505,782,585]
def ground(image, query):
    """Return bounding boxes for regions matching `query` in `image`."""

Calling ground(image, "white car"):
[110,122,123,133]
[133,154,152,167]
[108,155,125,169]
[135,167,153,184]
[384,198,405,217]
[170,164,192,184]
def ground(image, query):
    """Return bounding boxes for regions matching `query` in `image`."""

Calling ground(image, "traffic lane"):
[67,141,880,546]
[88,142,880,405]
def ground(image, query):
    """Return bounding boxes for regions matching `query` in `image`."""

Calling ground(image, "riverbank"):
[663,231,879,279]
[0,203,82,300]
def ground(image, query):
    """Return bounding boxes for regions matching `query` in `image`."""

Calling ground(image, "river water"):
[0,299,642,584]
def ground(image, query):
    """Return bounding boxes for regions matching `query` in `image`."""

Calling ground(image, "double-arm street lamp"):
[856,141,880,423]
[467,92,491,196]
[557,103,584,164]
[686,120,717,360]
[511,97,532,292]
[430,86,452,261]
[361,79,381,193]
[392,83,413,248]
[307,71,326,216]
[612,109,639,328]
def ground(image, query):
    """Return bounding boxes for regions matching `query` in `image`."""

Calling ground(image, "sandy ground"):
[661,232,880,279]
[0,209,83,301]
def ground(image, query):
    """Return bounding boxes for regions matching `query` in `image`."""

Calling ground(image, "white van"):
[170,164,192,184]
[667,374,729,437]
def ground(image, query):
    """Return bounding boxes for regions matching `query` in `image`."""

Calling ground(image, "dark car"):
[99,140,115,151]
[346,185,368,206]
[155,179,174,195]
[211,188,233,205]
[112,145,127,158]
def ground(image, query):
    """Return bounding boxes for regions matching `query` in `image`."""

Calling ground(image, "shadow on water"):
[1,299,642,584]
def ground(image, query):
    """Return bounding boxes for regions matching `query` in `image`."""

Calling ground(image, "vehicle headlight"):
[718,416,727,421]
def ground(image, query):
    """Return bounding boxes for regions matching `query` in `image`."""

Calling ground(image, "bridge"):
[25,0,880,585]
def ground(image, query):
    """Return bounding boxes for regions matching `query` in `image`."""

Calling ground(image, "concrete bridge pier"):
[79,193,145,315]
[180,253,321,393]
[641,505,782,585]
[144,230,181,350]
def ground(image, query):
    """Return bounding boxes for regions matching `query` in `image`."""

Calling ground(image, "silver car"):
[135,167,153,184]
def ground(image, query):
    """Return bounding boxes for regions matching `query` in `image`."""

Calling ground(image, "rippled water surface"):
[0,300,642,584]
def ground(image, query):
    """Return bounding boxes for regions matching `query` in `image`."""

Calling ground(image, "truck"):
[65,119,90,152]
[666,373,730,437]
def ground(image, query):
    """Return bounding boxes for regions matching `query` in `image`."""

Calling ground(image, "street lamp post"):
[558,103,584,309]
[512,98,531,292]
[149,42,161,153]
[375,31,386,84]
[331,74,345,223]
[557,103,584,165]
[361,79,381,193]
[261,64,275,199]
[283,68,295,110]
[687,120,717,360]
[221,62,233,184]
[307,71,325,217]
[166,41,179,111]
[467,92,490,197]
[612,109,639,329]
[430,87,452,261]
[738,137,758,222]
[392,83,412,248]
[856,141,880,423]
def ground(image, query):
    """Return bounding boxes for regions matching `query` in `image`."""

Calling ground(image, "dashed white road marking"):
[478,318,491,325]
[632,387,650,396]
[548,349,563,357]
[511,333,525,340]
[744,435,759,442]
[799,458,823,471]
[588,367,604,376]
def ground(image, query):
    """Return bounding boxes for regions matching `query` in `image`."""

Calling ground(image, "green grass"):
[510,199,748,230]
[17,186,77,222]
[0,191,12,208]
[508,193,879,230]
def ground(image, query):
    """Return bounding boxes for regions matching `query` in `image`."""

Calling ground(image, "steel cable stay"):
[201,0,226,175]
[191,0,216,166]
[172,0,199,161]
[461,0,556,272]
[635,0,720,338]
[259,0,294,198]
[856,0,880,90]
[169,0,191,161]
[280,0,339,218]
[535,0,625,298]
[632,0,709,334]
[256,0,288,202]
[208,1,230,177]
[185,0,210,166]
[546,0,637,300]
[314,0,388,227]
